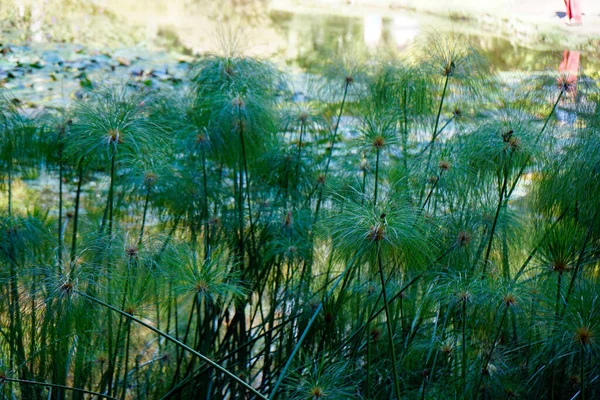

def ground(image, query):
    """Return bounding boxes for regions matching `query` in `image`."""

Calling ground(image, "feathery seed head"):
[568,375,581,385]
[298,112,309,123]
[441,343,454,354]
[372,135,385,149]
[195,280,209,294]
[310,386,325,398]
[438,160,450,171]
[359,158,370,171]
[195,133,208,145]
[231,96,245,109]
[443,61,456,77]
[503,293,517,307]
[557,72,577,95]
[574,326,594,347]
[457,231,471,247]
[507,136,521,151]
[283,211,293,227]
[60,281,74,295]
[144,172,157,188]
[107,129,123,144]
[551,260,570,273]
[457,291,471,302]
[370,328,381,342]
[126,246,138,258]
[316,174,326,185]
[367,223,385,242]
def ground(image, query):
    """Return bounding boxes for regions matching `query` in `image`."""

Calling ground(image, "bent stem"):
[0,377,119,400]
[269,250,362,399]
[76,291,268,400]
[506,89,564,198]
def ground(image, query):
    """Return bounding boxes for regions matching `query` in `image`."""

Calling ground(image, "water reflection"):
[391,16,419,49]
[269,11,599,74]
[363,15,382,49]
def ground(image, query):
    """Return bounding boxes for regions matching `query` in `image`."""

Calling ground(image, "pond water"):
[267,10,599,75]
[2,3,599,108]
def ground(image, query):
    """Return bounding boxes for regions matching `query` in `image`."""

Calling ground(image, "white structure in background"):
[391,16,419,49]
[363,15,382,49]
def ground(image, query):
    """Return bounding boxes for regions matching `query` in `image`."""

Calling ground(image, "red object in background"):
[558,50,580,96]
[564,0,583,24]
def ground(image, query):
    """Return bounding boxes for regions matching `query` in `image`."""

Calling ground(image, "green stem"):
[462,300,467,396]
[580,346,586,400]
[201,146,210,261]
[482,166,509,274]
[269,251,362,399]
[71,159,84,264]
[138,184,151,247]
[377,242,401,399]
[374,147,380,206]
[7,161,12,216]
[506,90,564,199]
[121,321,132,400]
[77,291,268,400]
[108,149,116,236]
[0,377,119,399]
[564,209,597,308]
[314,80,350,220]
[237,103,257,258]
[473,305,508,397]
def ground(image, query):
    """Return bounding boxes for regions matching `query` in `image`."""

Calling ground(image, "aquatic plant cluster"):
[0,35,599,399]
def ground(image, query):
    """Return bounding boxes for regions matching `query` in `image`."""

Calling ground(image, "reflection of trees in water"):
[0,0,271,45]
[0,0,143,45]
[179,0,270,24]
[273,11,600,74]
[276,14,364,70]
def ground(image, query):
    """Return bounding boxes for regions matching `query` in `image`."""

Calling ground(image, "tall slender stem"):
[201,146,210,260]
[108,149,116,236]
[7,161,12,217]
[77,291,267,400]
[420,74,449,204]
[71,159,84,264]
[58,136,64,265]
[506,90,564,198]
[138,185,151,247]
[482,165,510,273]
[237,103,257,258]
[462,300,467,396]
[269,251,362,399]
[374,147,380,206]
[473,305,508,397]
[314,80,350,220]
[376,242,401,399]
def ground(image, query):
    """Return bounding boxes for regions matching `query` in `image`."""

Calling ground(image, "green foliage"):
[0,35,599,400]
